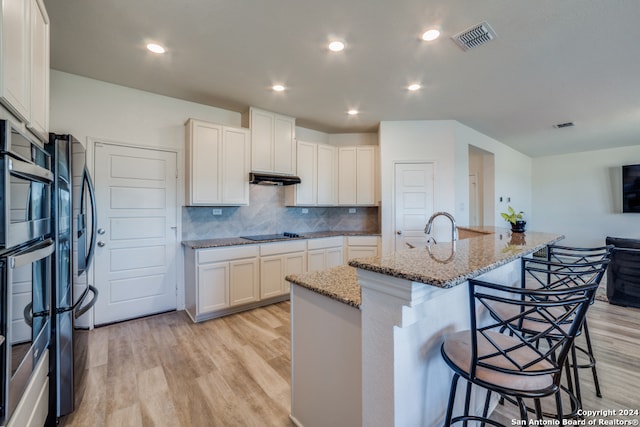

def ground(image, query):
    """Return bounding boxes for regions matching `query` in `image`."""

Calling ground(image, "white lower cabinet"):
[197,261,229,313]
[230,258,259,306]
[185,235,378,322]
[186,245,260,322]
[260,240,307,299]
[346,236,380,260]
[307,237,344,272]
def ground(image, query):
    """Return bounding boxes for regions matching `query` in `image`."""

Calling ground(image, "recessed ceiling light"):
[347,109,359,116]
[146,43,166,54]
[421,29,440,42]
[328,41,345,52]
[408,83,421,91]
[272,84,286,92]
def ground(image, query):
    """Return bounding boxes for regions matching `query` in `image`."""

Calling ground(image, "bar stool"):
[543,244,612,402]
[441,277,601,426]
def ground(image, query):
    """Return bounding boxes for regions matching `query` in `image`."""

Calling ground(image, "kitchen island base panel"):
[290,284,362,427]
[359,260,520,427]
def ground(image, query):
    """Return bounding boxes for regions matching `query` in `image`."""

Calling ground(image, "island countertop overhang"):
[286,228,564,308]
[348,228,564,289]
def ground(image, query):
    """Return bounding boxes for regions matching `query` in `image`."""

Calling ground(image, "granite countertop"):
[286,228,563,308]
[182,230,380,249]
[286,265,361,308]
[348,228,564,289]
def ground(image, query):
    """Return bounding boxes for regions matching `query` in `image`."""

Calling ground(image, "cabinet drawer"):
[260,240,307,256]
[197,245,259,264]
[346,236,379,246]
[307,236,343,250]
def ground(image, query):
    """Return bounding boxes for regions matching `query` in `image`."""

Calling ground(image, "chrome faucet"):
[424,211,458,242]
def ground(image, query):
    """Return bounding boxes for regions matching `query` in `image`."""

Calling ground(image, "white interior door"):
[394,163,434,252]
[93,142,178,325]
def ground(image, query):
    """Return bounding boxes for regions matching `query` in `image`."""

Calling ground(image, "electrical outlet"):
[301,208,309,214]
[348,208,356,214]
[212,209,222,216]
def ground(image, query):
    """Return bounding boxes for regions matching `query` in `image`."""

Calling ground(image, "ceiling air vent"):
[451,21,497,51]
[554,122,575,129]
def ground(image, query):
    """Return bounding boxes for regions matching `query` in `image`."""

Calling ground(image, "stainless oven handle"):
[8,157,54,183]
[9,239,55,269]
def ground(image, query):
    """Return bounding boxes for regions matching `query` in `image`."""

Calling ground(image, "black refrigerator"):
[47,133,98,422]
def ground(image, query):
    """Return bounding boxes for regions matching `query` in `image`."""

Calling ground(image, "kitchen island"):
[286,228,563,427]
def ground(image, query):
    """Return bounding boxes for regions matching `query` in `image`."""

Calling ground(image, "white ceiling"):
[44,0,640,157]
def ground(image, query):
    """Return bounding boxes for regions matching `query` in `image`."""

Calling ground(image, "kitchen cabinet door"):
[260,255,285,299]
[250,107,296,175]
[230,258,259,306]
[273,113,295,175]
[197,262,230,313]
[307,249,326,273]
[338,147,357,205]
[338,146,377,206]
[356,146,376,205]
[326,247,344,269]
[185,119,249,206]
[222,126,250,205]
[27,0,49,140]
[346,236,380,261]
[294,141,316,205]
[317,143,337,205]
[186,119,222,204]
[0,0,31,122]
[283,251,306,293]
[250,108,274,173]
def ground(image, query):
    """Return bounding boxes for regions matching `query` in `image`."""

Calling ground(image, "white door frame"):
[85,136,184,328]
[389,160,437,254]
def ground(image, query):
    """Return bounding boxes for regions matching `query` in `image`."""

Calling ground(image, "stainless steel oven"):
[0,119,53,425]
[0,238,54,424]
[0,120,53,249]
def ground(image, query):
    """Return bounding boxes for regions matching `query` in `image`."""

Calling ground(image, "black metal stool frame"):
[542,244,613,402]
[441,278,600,427]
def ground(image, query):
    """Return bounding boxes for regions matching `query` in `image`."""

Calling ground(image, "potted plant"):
[501,206,526,233]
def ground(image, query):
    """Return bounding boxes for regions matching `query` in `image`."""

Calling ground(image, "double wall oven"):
[0,120,54,424]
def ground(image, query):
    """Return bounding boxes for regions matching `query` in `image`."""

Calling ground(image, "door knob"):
[97,228,106,235]
[396,230,402,235]
[97,241,106,247]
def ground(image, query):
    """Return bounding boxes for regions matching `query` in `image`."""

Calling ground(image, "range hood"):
[249,172,301,186]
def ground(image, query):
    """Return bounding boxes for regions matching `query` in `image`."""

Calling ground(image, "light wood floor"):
[61,302,294,427]
[61,299,640,427]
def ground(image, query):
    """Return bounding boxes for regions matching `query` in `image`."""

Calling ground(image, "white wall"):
[454,122,532,228]
[379,120,533,254]
[379,120,457,253]
[50,70,242,148]
[532,145,640,246]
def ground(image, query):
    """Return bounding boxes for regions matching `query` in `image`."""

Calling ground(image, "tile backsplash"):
[182,185,379,240]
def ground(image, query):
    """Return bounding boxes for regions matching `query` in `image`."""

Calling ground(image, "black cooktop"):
[240,232,302,241]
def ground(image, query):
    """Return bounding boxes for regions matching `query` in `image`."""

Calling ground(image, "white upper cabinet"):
[285,141,337,206]
[0,0,31,122]
[249,107,296,175]
[317,143,338,205]
[338,145,378,206]
[291,140,316,205]
[28,0,49,140]
[185,119,249,206]
[0,0,49,140]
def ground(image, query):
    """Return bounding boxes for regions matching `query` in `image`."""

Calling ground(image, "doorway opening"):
[468,145,495,226]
